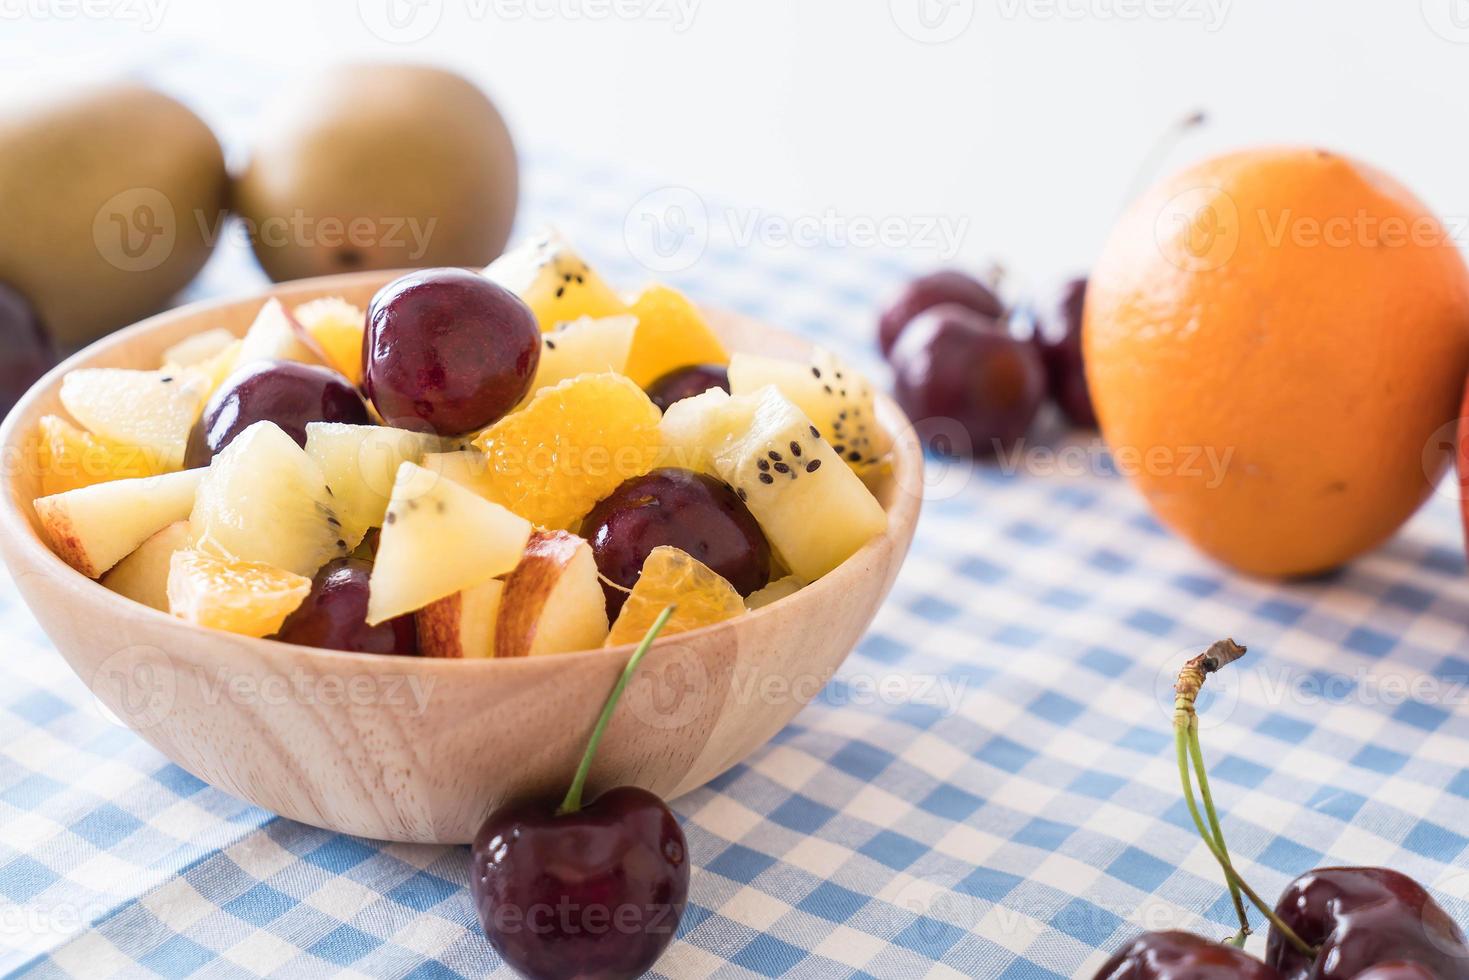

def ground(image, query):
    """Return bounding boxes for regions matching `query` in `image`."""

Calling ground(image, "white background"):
[4,0,1469,294]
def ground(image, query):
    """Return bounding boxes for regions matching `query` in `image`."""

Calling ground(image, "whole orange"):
[1085,147,1469,577]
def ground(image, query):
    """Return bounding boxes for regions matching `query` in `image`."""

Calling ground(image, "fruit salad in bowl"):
[0,233,920,842]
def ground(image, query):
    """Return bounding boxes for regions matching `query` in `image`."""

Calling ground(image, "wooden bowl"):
[0,271,922,844]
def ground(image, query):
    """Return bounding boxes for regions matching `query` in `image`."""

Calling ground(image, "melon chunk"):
[366,462,532,625]
[35,468,205,578]
[59,368,209,471]
[710,387,886,581]
[190,421,347,577]
[102,520,193,611]
[304,423,444,547]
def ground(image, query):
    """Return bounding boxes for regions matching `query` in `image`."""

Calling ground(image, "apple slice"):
[417,579,504,658]
[35,468,205,578]
[745,574,802,610]
[528,315,637,395]
[496,530,609,657]
[59,367,209,471]
[162,327,237,369]
[235,297,329,367]
[101,520,192,611]
[305,423,444,547]
[366,462,532,625]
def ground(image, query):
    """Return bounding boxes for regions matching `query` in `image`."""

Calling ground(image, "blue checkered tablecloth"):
[5,59,1469,980]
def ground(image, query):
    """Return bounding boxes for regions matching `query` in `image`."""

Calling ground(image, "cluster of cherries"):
[876,269,1095,455]
[1096,642,1468,979]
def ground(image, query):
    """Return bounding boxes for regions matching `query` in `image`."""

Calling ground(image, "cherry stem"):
[558,605,676,816]
[1174,640,1318,960]
[1122,108,1208,210]
[1175,724,1248,944]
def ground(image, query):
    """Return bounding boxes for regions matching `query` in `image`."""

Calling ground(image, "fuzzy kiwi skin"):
[234,65,518,282]
[0,83,229,348]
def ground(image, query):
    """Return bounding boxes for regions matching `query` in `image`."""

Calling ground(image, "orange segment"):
[624,284,729,386]
[472,373,662,529]
[607,546,744,645]
[35,414,171,497]
[294,297,366,385]
[166,549,311,638]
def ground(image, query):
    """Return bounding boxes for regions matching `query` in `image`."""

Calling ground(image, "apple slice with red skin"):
[418,579,503,659]
[496,530,609,658]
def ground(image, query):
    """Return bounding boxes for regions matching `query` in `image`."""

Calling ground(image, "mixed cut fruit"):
[28,232,892,655]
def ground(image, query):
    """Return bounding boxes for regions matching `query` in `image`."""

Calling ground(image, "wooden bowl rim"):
[0,270,923,675]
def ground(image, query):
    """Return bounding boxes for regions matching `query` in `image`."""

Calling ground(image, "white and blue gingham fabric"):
[4,61,1469,980]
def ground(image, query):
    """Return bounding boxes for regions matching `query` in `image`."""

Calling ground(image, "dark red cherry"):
[879,269,1004,358]
[645,364,729,412]
[1351,964,1440,980]
[1093,931,1280,979]
[186,359,370,465]
[362,268,540,436]
[470,786,689,980]
[0,282,56,419]
[889,302,1046,457]
[582,467,770,619]
[1029,276,1096,428]
[1267,867,1468,980]
[274,558,418,655]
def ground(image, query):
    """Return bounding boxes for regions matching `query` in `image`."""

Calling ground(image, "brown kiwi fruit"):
[0,83,228,348]
[234,64,518,282]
